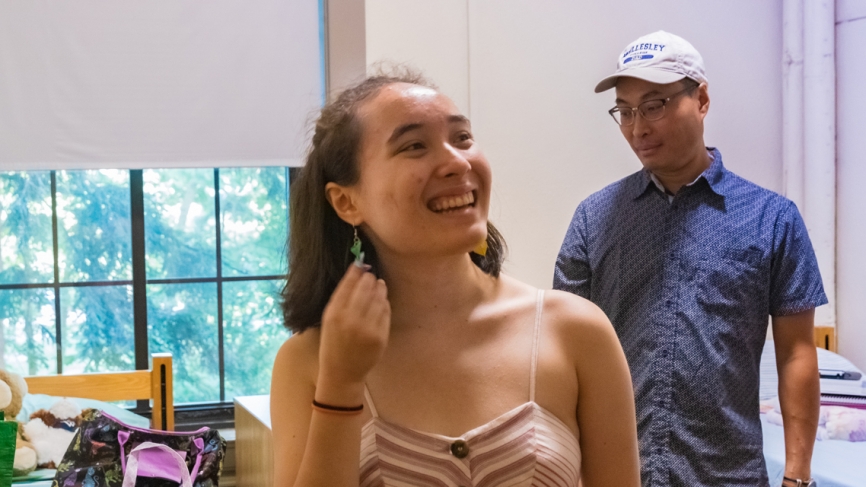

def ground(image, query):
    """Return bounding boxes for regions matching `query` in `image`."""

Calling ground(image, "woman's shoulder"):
[273,327,321,383]
[542,289,610,332]
[544,290,617,348]
[541,289,624,371]
[497,274,614,341]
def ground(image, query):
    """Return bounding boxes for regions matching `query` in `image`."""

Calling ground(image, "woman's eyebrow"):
[388,123,423,144]
[448,114,470,125]
[388,115,471,143]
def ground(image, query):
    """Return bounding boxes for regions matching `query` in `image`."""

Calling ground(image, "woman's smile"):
[428,190,476,213]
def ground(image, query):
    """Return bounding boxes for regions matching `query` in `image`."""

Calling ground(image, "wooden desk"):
[234,395,273,487]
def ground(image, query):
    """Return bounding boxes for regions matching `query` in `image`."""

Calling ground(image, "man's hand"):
[772,309,820,482]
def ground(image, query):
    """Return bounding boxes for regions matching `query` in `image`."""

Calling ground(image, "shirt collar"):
[632,147,729,200]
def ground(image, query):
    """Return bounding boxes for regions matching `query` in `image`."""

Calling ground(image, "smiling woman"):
[272,70,641,487]
[282,72,506,334]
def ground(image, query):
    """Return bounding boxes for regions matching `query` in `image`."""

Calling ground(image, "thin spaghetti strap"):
[530,289,544,402]
[364,385,379,418]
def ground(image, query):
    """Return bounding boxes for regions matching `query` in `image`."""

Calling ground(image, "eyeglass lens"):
[613,99,666,126]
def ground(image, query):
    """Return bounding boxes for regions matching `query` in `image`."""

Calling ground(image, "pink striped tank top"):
[360,290,581,486]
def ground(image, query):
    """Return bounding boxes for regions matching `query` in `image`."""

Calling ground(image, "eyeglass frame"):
[607,84,699,126]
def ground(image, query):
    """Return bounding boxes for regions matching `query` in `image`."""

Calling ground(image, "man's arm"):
[553,204,592,297]
[771,308,820,483]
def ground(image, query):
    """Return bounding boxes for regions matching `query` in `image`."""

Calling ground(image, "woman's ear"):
[325,182,362,225]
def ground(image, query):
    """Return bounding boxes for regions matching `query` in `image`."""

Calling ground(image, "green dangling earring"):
[350,226,365,265]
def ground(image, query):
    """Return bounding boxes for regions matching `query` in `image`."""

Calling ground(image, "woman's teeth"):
[431,192,475,212]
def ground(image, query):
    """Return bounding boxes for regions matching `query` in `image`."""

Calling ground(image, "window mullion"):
[214,168,225,403]
[130,170,149,373]
[50,171,62,374]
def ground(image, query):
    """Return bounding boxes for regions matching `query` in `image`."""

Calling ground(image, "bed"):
[12,353,174,485]
[760,342,866,486]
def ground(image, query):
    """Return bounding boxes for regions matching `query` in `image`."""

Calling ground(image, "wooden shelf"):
[234,395,273,487]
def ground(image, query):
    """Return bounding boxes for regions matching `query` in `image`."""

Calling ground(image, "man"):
[554,31,825,487]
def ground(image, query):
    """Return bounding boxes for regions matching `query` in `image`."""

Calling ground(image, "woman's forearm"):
[291,381,367,487]
[292,412,364,486]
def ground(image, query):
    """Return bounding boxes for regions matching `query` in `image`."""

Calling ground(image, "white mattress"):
[760,342,866,487]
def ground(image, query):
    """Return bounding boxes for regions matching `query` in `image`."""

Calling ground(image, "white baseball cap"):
[594,30,708,93]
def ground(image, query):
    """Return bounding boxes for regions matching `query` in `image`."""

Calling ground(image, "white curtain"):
[0,0,322,170]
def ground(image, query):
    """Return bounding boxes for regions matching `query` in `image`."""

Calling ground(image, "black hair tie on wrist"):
[312,399,364,415]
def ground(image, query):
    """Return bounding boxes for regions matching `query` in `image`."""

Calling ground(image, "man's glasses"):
[608,86,696,126]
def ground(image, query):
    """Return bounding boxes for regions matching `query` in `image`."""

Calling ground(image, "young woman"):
[271,72,640,487]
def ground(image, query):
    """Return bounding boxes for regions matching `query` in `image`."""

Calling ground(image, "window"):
[0,167,294,426]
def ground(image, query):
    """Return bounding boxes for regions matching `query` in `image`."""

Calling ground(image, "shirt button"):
[665,299,673,307]
[661,350,669,358]
[450,439,469,459]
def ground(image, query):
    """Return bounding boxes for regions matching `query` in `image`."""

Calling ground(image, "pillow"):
[17,394,150,428]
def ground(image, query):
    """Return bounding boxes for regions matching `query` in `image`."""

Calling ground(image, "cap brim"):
[594,68,687,93]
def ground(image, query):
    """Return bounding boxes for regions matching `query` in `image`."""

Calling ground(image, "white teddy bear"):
[22,399,83,468]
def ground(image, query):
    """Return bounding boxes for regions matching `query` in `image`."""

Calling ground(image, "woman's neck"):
[376,252,496,330]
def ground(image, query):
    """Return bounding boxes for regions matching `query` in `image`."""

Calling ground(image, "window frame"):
[1,167,298,429]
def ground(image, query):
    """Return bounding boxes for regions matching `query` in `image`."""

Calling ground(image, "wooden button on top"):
[450,439,469,458]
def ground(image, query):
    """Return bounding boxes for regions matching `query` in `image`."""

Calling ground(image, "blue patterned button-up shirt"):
[554,148,827,487]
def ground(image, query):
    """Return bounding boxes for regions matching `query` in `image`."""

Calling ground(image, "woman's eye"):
[455,132,473,143]
[401,142,425,152]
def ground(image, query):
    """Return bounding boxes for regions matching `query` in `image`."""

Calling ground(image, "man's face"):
[614,77,709,175]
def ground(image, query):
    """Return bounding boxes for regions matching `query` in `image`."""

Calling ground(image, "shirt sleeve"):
[768,200,829,316]
[553,202,592,299]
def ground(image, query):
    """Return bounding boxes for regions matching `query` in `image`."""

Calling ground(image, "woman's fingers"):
[371,279,390,327]
[324,265,390,340]
[345,270,379,318]
[324,265,376,328]
[318,266,391,388]
[328,263,364,308]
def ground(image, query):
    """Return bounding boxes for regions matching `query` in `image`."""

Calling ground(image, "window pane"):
[61,286,134,374]
[220,168,288,277]
[0,289,57,376]
[143,169,216,279]
[56,170,131,282]
[0,172,54,284]
[147,282,219,404]
[223,280,289,400]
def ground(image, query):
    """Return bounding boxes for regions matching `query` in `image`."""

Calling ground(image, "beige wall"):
[836,1,866,371]
[366,0,784,289]
[326,0,367,98]
[365,0,470,114]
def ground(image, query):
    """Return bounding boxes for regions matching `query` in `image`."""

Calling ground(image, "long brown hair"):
[281,70,507,333]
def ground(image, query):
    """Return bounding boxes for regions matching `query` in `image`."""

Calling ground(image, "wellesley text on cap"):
[594,30,708,93]
[622,43,667,63]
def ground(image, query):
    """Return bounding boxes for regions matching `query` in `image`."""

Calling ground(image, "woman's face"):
[352,83,491,259]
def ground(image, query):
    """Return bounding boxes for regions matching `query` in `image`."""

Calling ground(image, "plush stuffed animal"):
[0,368,38,476]
[23,398,83,469]
[13,429,37,476]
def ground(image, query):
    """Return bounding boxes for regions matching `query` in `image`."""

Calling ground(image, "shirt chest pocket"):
[696,246,769,319]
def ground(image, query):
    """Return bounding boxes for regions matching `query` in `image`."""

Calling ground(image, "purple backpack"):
[53,409,225,487]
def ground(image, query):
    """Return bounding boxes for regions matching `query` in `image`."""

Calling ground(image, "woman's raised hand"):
[316,263,391,404]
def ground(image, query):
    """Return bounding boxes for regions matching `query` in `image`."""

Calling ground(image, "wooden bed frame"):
[24,353,174,430]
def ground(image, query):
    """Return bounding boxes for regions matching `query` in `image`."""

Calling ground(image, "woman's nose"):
[437,143,472,178]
